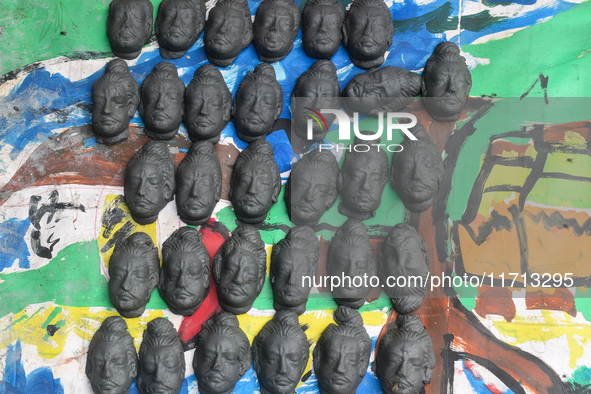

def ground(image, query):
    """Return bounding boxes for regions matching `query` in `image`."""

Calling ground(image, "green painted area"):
[447,98,591,222]
[0,0,161,76]
[575,288,591,322]
[484,166,531,189]
[569,365,591,387]
[528,178,591,209]
[41,306,62,328]
[464,1,591,97]
[543,152,591,178]
[453,274,478,311]
[0,241,166,318]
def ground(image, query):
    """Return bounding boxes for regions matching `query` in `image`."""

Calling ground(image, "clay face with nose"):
[204,0,253,67]
[376,315,435,394]
[139,62,185,140]
[252,311,310,394]
[108,232,159,318]
[92,59,140,145]
[230,140,281,224]
[124,140,175,225]
[107,0,153,60]
[421,41,472,122]
[184,65,232,143]
[270,226,320,314]
[213,224,267,314]
[338,137,389,220]
[232,63,283,143]
[159,227,210,315]
[156,0,205,59]
[137,318,185,394]
[193,313,252,394]
[86,316,138,394]
[301,0,345,59]
[342,0,394,69]
[253,0,300,63]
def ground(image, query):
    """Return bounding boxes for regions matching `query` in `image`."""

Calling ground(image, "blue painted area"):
[82,138,98,149]
[463,359,513,394]
[1,341,64,394]
[0,218,31,272]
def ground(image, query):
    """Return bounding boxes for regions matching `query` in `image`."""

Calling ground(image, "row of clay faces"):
[108,0,396,68]
[87,308,434,394]
[108,213,428,318]
[124,122,442,238]
[92,40,472,147]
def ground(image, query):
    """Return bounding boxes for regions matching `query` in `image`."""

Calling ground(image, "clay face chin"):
[302,2,344,59]
[253,0,300,62]
[204,1,253,67]
[342,1,393,69]
[156,0,205,59]
[107,0,153,60]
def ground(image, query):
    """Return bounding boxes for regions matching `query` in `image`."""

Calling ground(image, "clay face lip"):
[236,195,264,210]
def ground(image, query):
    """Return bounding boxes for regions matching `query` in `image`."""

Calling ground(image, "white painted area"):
[0,184,102,273]
[45,58,110,82]
[470,27,530,45]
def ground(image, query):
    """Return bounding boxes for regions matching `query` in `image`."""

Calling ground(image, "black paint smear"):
[522,209,591,236]
[101,221,135,254]
[238,219,291,234]
[433,98,495,264]
[31,230,56,259]
[460,11,508,32]
[29,190,86,229]
[301,370,312,382]
[520,73,550,104]
[394,3,456,34]
[447,297,569,394]
[46,324,60,336]
[201,220,231,240]
[101,196,127,239]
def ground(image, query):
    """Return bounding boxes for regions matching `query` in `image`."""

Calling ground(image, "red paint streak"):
[178,219,228,343]
[0,126,240,205]
[542,121,591,142]
[525,288,576,317]
[475,286,516,322]
[491,140,531,157]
